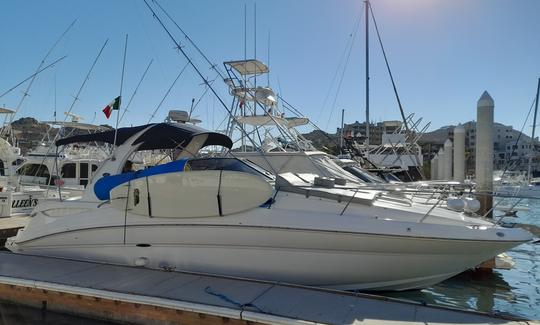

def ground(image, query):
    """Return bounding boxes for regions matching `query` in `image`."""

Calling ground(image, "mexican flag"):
[102,96,121,119]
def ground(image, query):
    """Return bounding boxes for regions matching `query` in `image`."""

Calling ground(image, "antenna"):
[267,30,270,86]
[242,3,247,150]
[254,2,257,61]
[365,0,370,150]
[113,34,128,149]
[188,97,195,120]
[254,3,257,114]
[244,3,247,64]
[54,73,57,122]
[340,109,345,151]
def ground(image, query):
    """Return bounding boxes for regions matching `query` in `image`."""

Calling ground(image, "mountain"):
[9,117,112,154]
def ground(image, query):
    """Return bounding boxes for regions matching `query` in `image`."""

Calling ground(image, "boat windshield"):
[185,158,274,180]
[342,165,385,183]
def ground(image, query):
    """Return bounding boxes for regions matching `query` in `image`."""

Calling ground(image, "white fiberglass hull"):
[7,212,528,291]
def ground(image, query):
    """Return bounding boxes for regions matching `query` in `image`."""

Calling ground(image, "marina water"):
[383,198,540,320]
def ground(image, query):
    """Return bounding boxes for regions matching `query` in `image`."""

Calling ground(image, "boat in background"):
[0,107,45,217]
[16,113,110,198]
[494,78,540,199]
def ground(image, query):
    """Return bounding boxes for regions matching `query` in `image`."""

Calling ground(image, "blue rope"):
[204,286,264,313]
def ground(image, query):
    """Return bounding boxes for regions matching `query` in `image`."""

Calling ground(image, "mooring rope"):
[204,286,264,313]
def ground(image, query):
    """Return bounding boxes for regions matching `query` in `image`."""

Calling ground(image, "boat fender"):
[463,198,481,213]
[446,198,465,212]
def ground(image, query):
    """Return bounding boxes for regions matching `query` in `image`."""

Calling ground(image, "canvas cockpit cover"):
[0,107,15,114]
[55,123,233,151]
[225,59,269,75]
[42,121,110,131]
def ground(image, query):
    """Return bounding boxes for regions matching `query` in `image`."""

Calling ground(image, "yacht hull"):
[7,223,524,291]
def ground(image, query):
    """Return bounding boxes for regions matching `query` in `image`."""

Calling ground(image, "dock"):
[0,251,535,325]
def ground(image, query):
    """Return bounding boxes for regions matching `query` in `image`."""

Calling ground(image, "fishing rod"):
[119,59,154,124]
[143,0,245,129]
[143,0,279,175]
[33,40,109,193]
[3,19,76,132]
[0,56,67,99]
[147,61,189,124]
[151,0,226,79]
[49,40,109,142]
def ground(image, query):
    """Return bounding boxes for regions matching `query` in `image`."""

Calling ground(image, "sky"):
[1,0,539,135]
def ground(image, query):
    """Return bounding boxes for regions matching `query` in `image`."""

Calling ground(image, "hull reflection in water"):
[382,198,540,320]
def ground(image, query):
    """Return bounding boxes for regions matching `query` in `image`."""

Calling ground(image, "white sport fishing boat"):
[6,123,532,291]
[222,59,480,214]
[0,107,45,216]
[16,114,109,198]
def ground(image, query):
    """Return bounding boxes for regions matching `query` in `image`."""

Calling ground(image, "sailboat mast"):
[528,77,540,181]
[365,0,370,150]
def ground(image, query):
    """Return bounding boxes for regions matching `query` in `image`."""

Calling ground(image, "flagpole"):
[113,34,128,150]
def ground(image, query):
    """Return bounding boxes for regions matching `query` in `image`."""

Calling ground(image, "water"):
[381,198,540,320]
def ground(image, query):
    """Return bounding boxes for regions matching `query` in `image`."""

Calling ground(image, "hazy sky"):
[1,0,539,134]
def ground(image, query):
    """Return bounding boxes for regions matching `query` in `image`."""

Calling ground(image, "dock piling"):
[431,154,439,180]
[444,139,453,180]
[437,148,446,180]
[454,125,466,182]
[475,91,494,217]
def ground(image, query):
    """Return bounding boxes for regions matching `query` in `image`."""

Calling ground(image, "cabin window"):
[91,164,98,173]
[61,163,76,178]
[18,164,50,178]
[0,161,4,176]
[80,163,89,179]
[12,158,24,166]
[186,158,273,179]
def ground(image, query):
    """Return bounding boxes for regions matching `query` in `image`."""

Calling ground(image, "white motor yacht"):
[0,136,45,216]
[6,123,533,291]
[0,107,46,217]
[16,117,109,198]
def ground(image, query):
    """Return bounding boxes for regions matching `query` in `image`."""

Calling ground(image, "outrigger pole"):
[528,78,540,182]
[0,56,67,99]
[143,0,279,175]
[2,19,76,136]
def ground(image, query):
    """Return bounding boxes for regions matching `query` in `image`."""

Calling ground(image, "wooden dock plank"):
[0,251,534,325]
